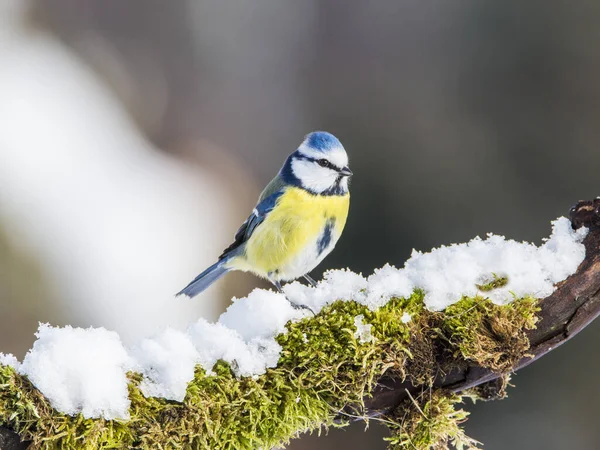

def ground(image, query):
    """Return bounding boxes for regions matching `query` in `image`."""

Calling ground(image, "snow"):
[283,268,368,313]
[362,217,587,310]
[132,329,199,401]
[0,352,19,369]
[187,319,281,378]
[18,324,133,420]
[134,316,285,402]
[218,289,306,341]
[353,315,374,344]
[0,217,588,419]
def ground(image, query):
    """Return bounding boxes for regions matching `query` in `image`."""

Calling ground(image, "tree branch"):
[364,199,600,414]
[0,426,26,450]
[2,200,600,448]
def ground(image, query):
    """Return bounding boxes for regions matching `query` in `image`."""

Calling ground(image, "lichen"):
[0,289,539,450]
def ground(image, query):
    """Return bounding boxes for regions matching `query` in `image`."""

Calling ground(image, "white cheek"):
[291,159,338,193]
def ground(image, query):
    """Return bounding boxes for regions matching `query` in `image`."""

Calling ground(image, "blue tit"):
[177,131,352,306]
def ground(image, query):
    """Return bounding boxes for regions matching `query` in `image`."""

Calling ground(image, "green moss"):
[475,274,508,292]
[439,296,539,372]
[384,391,479,450]
[0,289,539,449]
[465,374,511,401]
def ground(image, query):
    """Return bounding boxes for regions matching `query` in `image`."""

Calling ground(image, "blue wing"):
[177,188,283,298]
[218,190,284,259]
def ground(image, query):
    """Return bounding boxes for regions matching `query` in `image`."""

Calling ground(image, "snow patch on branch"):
[4,217,588,420]
[0,352,19,369]
[363,217,587,310]
[18,324,133,420]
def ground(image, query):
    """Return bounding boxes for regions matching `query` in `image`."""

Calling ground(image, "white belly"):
[276,225,341,281]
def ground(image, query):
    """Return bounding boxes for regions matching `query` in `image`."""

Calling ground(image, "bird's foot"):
[270,276,316,315]
[288,300,316,316]
[303,274,318,287]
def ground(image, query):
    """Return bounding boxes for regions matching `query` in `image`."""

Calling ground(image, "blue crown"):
[305,131,342,152]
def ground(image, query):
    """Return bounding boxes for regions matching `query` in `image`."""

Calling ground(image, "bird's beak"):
[339,166,353,177]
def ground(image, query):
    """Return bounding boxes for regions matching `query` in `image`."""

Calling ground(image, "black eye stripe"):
[293,154,342,171]
[317,158,339,171]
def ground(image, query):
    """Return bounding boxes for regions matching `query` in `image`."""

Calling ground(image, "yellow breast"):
[231,187,349,278]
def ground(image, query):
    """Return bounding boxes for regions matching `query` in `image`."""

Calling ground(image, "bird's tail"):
[176,258,231,298]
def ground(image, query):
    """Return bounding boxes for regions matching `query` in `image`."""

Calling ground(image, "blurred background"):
[0,1,599,448]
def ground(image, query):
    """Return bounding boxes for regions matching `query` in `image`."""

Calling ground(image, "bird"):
[177,131,352,308]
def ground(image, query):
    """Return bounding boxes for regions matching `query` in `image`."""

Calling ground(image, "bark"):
[0,426,26,450]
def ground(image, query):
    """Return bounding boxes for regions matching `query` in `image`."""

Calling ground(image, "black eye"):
[317,159,329,167]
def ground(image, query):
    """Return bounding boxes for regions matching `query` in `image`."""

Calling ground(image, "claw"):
[288,301,316,316]
[269,276,316,315]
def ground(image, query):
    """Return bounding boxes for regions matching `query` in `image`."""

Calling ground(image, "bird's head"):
[281,131,352,195]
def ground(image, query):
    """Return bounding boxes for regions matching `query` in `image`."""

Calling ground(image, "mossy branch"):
[364,199,600,418]
[1,199,600,449]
